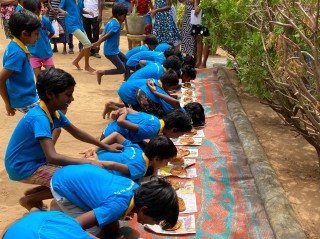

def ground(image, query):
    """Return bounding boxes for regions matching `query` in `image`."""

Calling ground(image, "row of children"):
[1,2,205,239]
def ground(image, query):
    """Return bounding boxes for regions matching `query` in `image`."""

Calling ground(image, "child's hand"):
[91,42,100,49]
[89,11,94,17]
[5,105,16,116]
[81,146,99,158]
[61,10,68,16]
[107,143,124,153]
[146,80,156,93]
[117,107,127,117]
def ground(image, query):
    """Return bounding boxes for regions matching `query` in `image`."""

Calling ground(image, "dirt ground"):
[1,9,320,238]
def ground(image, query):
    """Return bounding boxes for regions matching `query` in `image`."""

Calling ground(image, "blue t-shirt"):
[3,211,94,239]
[126,51,165,67]
[5,105,70,180]
[155,43,172,52]
[28,16,54,59]
[103,19,121,56]
[15,4,23,11]
[59,0,85,33]
[117,78,158,105]
[103,111,161,142]
[97,139,146,180]
[139,84,176,114]
[51,164,139,227]
[3,41,39,108]
[125,45,149,58]
[127,61,164,81]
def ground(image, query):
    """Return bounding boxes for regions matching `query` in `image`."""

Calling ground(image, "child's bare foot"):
[96,70,104,85]
[85,66,96,73]
[72,61,83,70]
[102,101,116,119]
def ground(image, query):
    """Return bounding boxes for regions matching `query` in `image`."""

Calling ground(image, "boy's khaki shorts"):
[72,29,92,49]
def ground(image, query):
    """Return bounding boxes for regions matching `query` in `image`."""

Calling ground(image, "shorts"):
[72,29,91,48]
[30,57,55,68]
[50,181,101,235]
[20,164,61,187]
[191,25,210,37]
[15,99,40,114]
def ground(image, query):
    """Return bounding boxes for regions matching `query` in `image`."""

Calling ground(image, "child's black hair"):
[183,55,196,68]
[163,109,193,132]
[163,55,182,72]
[164,47,183,62]
[112,3,128,17]
[23,0,41,13]
[160,69,179,87]
[144,135,177,161]
[134,177,179,228]
[36,68,76,102]
[144,34,159,46]
[184,102,205,127]
[181,65,197,80]
[9,9,41,38]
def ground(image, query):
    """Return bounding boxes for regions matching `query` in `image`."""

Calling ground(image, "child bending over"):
[84,132,177,180]
[101,107,192,142]
[4,68,123,211]
[51,164,179,238]
[0,10,40,116]
[93,3,130,84]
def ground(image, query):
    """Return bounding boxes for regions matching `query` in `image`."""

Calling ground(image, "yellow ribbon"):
[39,100,61,128]
[120,197,135,220]
[158,119,165,135]
[12,37,31,61]
[112,17,119,23]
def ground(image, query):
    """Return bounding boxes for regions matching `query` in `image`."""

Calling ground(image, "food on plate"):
[166,178,180,190]
[179,137,195,145]
[170,156,184,166]
[162,219,181,231]
[183,82,192,88]
[183,89,194,96]
[183,97,193,103]
[170,166,187,176]
[185,128,197,136]
[178,197,186,212]
[177,148,190,157]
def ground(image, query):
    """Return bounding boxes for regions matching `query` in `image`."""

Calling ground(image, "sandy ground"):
[1,9,320,238]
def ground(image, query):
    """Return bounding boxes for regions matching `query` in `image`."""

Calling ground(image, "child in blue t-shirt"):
[59,0,95,72]
[127,55,182,81]
[125,34,159,58]
[3,210,95,239]
[101,107,192,142]
[51,164,179,237]
[0,10,41,116]
[4,68,123,211]
[93,3,130,84]
[84,132,177,180]
[23,0,55,79]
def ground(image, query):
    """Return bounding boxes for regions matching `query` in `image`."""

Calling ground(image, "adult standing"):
[81,0,103,58]
[180,0,195,56]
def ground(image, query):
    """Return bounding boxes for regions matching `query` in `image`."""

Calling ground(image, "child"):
[3,210,95,238]
[137,80,205,126]
[0,9,41,116]
[24,0,55,79]
[127,55,182,81]
[85,132,177,180]
[125,34,158,59]
[117,69,180,109]
[93,3,130,84]
[101,107,192,142]
[181,64,197,83]
[4,68,123,211]
[51,164,179,237]
[182,54,196,67]
[59,0,95,72]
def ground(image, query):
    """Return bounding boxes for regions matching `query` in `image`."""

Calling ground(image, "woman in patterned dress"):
[180,0,195,56]
[151,0,181,46]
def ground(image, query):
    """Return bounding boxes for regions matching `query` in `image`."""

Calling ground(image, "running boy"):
[101,107,192,142]
[51,164,179,237]
[93,3,130,84]
[4,68,123,211]
[0,10,40,116]
[24,0,55,79]
[59,0,95,72]
[85,133,177,180]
